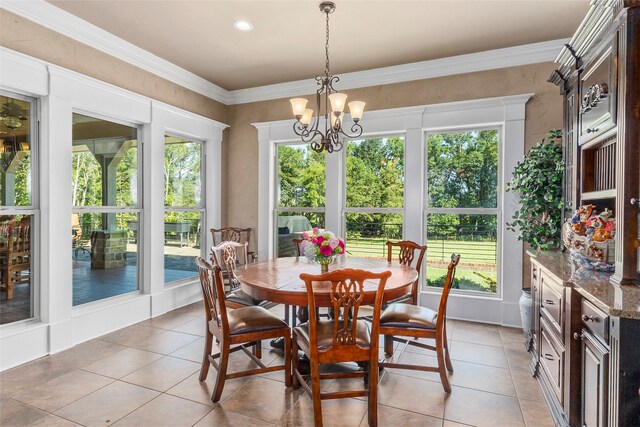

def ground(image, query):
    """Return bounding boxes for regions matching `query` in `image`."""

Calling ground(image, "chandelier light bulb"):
[300,109,314,126]
[290,98,308,118]
[348,101,366,123]
[328,93,348,113]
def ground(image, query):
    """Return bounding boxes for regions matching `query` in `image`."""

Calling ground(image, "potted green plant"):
[506,130,564,250]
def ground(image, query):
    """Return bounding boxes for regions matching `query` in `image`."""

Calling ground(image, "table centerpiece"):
[300,228,345,272]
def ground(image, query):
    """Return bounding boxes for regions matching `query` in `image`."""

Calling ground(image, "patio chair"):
[0,217,31,300]
[379,254,460,393]
[210,227,256,262]
[72,213,91,259]
[195,257,291,403]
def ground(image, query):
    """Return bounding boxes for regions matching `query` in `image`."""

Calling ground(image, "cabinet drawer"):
[540,271,564,336]
[581,299,609,344]
[540,318,565,403]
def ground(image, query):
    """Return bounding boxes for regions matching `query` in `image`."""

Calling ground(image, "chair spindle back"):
[195,256,228,333]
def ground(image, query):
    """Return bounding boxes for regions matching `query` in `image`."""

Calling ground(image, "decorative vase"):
[317,256,333,273]
[519,289,533,351]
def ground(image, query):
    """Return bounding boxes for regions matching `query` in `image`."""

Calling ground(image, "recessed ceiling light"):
[233,20,254,32]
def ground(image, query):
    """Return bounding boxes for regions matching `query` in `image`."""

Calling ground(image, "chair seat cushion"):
[380,303,438,329]
[226,306,288,335]
[294,320,370,350]
[226,289,264,307]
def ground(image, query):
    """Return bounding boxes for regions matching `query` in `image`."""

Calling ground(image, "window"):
[275,143,325,257]
[424,129,499,294]
[0,92,37,324]
[164,135,204,283]
[71,113,141,305]
[344,137,404,259]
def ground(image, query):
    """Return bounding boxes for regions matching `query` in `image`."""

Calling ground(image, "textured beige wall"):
[226,62,563,288]
[0,10,228,123]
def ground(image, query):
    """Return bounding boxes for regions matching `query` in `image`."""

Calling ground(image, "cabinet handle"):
[544,299,555,305]
[631,198,640,206]
[573,332,584,340]
[582,314,598,322]
[543,353,555,361]
[586,127,599,133]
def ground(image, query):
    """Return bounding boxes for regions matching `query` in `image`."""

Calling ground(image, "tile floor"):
[0,303,555,427]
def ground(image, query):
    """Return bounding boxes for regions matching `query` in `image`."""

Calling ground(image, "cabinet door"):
[581,331,609,427]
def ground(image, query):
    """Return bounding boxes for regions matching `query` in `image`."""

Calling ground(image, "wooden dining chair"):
[293,268,391,427]
[211,241,292,330]
[379,254,460,393]
[385,240,427,306]
[195,257,291,403]
[210,227,256,262]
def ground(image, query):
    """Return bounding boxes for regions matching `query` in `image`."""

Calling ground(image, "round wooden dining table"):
[236,256,418,308]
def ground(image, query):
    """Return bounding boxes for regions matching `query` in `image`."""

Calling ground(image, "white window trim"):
[254,93,531,326]
[0,47,227,371]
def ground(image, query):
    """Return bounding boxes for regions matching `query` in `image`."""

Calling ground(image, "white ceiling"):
[47,0,589,91]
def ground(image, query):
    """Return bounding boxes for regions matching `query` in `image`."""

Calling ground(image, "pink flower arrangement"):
[300,228,345,263]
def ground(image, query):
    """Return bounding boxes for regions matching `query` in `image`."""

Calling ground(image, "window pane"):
[0,214,33,324]
[72,212,139,305]
[346,137,404,208]
[0,95,33,207]
[427,130,498,208]
[276,212,324,257]
[345,213,403,260]
[164,136,202,207]
[72,113,139,207]
[425,213,497,293]
[164,211,201,283]
[277,144,325,208]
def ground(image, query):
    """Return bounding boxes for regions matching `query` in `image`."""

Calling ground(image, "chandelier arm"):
[337,122,363,139]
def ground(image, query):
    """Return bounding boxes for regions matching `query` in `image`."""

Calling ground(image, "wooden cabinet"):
[579,330,609,427]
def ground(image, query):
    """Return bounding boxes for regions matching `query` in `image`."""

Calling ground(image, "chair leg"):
[253,340,262,359]
[212,340,230,403]
[310,359,323,427]
[284,333,292,387]
[384,335,394,357]
[292,306,297,327]
[436,336,452,394]
[443,322,454,373]
[199,331,213,381]
[368,357,379,427]
[284,304,290,325]
[291,333,300,389]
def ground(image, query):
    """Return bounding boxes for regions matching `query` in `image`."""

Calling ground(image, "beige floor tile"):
[499,327,528,351]
[0,359,76,398]
[111,394,212,427]
[0,396,49,426]
[166,371,249,406]
[360,404,443,427]
[82,347,164,379]
[170,337,213,363]
[377,373,446,418]
[519,399,555,427]
[444,386,524,427]
[140,311,199,330]
[11,369,113,412]
[505,347,534,372]
[121,356,200,392]
[134,329,201,354]
[170,318,205,336]
[449,341,509,368]
[49,340,127,369]
[452,322,503,347]
[220,378,302,424]
[55,381,159,426]
[511,370,545,402]
[99,324,159,347]
[193,407,272,426]
[443,421,475,427]
[27,415,82,426]
[282,395,367,427]
[395,351,516,397]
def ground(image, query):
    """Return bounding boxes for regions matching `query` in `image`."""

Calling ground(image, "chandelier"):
[0,100,28,164]
[289,2,365,153]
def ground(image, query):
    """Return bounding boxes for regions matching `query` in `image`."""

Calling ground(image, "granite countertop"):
[528,250,640,320]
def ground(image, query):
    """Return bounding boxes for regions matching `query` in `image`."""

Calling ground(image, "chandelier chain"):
[324,9,330,78]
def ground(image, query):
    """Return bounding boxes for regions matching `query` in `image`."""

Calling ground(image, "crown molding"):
[0,0,231,104]
[1,0,565,106]
[229,39,566,104]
